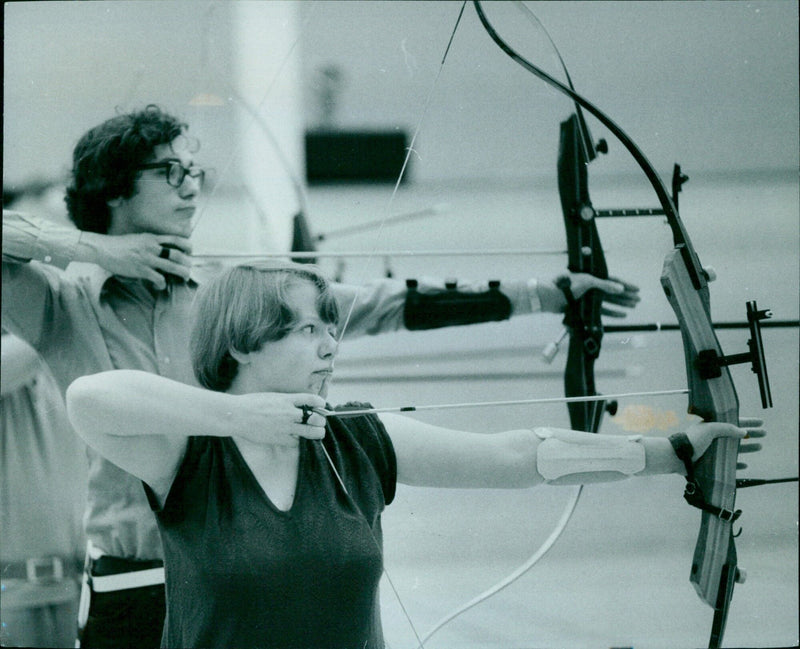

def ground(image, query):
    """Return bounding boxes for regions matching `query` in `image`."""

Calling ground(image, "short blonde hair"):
[190,261,339,392]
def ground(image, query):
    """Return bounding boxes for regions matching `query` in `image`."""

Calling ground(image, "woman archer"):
[65,260,760,649]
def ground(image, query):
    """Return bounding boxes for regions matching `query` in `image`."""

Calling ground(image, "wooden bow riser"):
[661,247,741,644]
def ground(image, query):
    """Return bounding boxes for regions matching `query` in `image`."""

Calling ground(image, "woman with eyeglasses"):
[65,260,758,649]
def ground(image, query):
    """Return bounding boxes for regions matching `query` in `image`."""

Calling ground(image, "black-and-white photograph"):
[2,2,797,648]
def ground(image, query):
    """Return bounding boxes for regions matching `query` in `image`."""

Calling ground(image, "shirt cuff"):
[501,278,542,315]
[526,278,542,313]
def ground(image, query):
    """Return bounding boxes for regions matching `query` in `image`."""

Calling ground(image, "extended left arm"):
[382,414,748,489]
[331,272,639,338]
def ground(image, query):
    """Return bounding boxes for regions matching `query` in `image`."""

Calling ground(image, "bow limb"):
[416,486,581,647]
[661,255,740,649]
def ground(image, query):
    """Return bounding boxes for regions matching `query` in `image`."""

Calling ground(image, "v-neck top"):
[144,405,396,649]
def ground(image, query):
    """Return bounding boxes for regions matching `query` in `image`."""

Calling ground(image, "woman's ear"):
[228,348,251,365]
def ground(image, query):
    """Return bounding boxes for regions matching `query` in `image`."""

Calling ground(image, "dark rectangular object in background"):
[305,129,408,184]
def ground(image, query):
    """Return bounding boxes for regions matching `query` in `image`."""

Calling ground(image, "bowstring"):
[306,4,472,647]
[334,1,468,346]
[318,4,469,646]
[319,437,426,648]
[189,0,315,238]
[418,2,601,640]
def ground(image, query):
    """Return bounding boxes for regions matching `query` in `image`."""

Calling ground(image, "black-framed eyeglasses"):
[137,160,206,188]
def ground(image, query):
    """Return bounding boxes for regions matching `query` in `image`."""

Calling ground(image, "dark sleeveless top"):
[144,405,397,649]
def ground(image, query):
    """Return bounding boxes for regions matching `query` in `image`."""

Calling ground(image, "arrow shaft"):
[321,388,688,418]
[194,248,565,260]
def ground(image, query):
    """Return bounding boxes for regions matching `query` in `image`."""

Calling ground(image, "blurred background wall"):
[3,4,798,646]
[5,1,798,198]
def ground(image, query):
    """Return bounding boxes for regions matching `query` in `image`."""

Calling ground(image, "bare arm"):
[66,370,327,500]
[381,413,749,489]
[382,414,543,488]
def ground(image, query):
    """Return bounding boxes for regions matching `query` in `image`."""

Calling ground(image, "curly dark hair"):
[64,105,188,233]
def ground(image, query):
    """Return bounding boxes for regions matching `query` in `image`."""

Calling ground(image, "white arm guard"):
[534,427,646,485]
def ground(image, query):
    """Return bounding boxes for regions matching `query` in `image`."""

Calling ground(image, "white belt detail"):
[91,567,165,592]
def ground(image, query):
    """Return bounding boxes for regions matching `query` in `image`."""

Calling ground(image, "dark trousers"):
[79,556,166,649]
[80,584,165,649]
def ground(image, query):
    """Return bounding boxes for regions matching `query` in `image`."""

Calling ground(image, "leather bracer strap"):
[669,433,742,522]
[403,279,512,330]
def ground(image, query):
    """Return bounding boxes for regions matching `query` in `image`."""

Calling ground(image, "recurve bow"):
[223,4,775,645]
[473,2,773,646]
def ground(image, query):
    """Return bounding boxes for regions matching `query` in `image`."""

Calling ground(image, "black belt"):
[90,555,163,577]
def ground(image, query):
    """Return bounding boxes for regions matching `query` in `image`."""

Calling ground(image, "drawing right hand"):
[80,232,192,289]
[232,392,328,446]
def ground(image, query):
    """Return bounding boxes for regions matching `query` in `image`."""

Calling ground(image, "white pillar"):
[231,1,305,253]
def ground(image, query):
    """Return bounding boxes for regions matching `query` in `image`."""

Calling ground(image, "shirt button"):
[44,255,52,263]
[163,357,171,364]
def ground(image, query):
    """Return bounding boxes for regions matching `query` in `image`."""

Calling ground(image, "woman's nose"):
[319,332,338,358]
